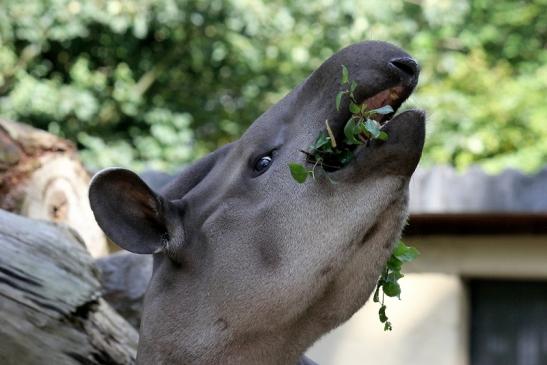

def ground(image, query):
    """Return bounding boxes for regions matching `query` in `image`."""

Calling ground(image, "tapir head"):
[90,41,424,364]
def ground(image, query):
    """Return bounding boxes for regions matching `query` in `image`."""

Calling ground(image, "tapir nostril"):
[389,57,420,82]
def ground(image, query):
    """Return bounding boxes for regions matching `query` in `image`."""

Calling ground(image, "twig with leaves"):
[373,240,420,331]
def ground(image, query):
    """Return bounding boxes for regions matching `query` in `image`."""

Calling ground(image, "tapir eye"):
[254,155,272,173]
[250,149,278,177]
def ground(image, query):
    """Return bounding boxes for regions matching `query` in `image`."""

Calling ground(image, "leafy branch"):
[373,240,420,331]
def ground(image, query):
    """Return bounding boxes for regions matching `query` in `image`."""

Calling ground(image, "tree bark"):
[0,118,108,257]
[0,209,138,365]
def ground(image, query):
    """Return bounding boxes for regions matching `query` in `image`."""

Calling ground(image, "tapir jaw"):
[329,109,426,182]
[319,80,425,181]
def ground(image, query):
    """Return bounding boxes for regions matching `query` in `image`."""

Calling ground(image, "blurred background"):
[0,0,545,172]
[0,1,546,365]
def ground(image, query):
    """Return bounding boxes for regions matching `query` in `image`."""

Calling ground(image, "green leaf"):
[384,321,392,331]
[288,163,309,183]
[378,131,389,141]
[386,256,402,271]
[357,120,370,139]
[338,149,354,166]
[335,91,344,111]
[343,118,361,145]
[311,131,329,150]
[364,118,381,138]
[379,305,388,323]
[341,65,349,84]
[382,281,401,298]
[349,102,361,114]
[350,80,357,93]
[370,105,394,115]
[387,271,404,282]
[373,284,381,303]
[393,240,420,263]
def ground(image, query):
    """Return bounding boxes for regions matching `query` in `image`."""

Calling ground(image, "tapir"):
[89,40,425,365]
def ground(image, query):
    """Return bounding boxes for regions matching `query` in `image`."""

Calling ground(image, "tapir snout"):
[90,40,425,365]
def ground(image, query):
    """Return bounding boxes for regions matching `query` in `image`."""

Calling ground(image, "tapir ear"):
[89,168,178,254]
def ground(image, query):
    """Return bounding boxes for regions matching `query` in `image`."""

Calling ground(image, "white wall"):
[306,235,547,365]
[306,274,467,365]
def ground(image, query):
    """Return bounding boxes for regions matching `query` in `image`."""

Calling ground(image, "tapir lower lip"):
[329,109,425,182]
[328,108,425,180]
[360,109,426,156]
[379,109,425,135]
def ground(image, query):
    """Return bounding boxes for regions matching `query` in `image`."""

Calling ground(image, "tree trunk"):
[0,119,108,256]
[0,209,138,365]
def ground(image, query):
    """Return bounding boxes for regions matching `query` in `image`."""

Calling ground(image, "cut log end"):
[0,119,108,257]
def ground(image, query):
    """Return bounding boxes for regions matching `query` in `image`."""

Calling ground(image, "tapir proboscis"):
[89,40,425,365]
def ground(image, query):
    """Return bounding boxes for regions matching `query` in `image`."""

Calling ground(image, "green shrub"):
[0,0,545,172]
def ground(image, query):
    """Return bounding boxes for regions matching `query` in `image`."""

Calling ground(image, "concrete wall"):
[405,235,547,279]
[307,273,467,365]
[306,235,547,365]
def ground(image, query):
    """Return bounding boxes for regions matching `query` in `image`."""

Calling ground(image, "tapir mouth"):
[330,80,416,142]
[361,84,408,125]
[313,81,418,172]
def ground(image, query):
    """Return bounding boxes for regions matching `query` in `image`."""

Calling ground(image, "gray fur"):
[89,41,425,365]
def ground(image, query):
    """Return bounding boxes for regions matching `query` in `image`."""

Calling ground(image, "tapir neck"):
[212,331,309,365]
[137,322,312,365]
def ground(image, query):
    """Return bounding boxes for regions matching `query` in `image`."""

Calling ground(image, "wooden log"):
[0,119,108,256]
[0,209,138,365]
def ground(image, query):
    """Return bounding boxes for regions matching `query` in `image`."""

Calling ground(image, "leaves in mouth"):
[341,64,349,84]
[365,119,381,139]
[289,64,393,184]
[349,102,361,114]
[371,105,395,115]
[344,118,362,145]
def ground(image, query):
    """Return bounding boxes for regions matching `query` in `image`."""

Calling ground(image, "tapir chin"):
[89,40,425,365]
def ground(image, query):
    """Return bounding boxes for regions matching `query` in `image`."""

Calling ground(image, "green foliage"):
[288,163,309,183]
[0,0,545,172]
[373,240,420,331]
[341,64,349,85]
